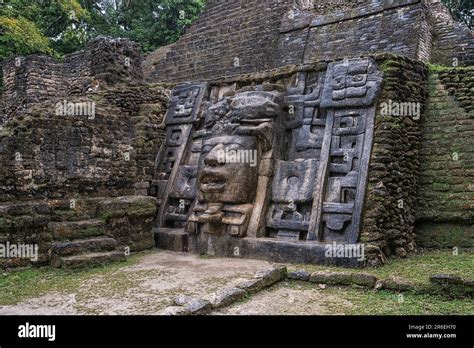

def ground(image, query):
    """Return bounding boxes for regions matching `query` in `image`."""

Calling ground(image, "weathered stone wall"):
[145,0,472,84]
[0,37,168,202]
[361,54,429,265]
[416,66,474,248]
[1,37,144,117]
[0,196,157,268]
[0,38,170,269]
[429,0,474,67]
[0,87,168,202]
[278,0,430,66]
[145,0,291,83]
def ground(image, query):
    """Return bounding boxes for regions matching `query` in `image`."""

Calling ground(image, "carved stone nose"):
[204,144,225,166]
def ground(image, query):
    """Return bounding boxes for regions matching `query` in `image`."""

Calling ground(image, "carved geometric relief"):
[320,213,353,242]
[309,57,381,244]
[267,202,312,240]
[155,61,381,256]
[170,165,198,200]
[328,133,365,174]
[155,83,208,229]
[316,109,369,242]
[285,73,326,161]
[321,58,383,108]
[271,159,318,203]
[165,83,207,125]
[165,126,186,147]
[265,72,326,241]
[289,109,327,160]
[156,146,181,180]
[267,157,315,239]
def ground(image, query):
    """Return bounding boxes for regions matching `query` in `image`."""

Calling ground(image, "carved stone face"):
[331,62,369,101]
[321,58,382,109]
[198,135,258,204]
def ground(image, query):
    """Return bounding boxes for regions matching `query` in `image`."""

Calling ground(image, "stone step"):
[51,250,126,269]
[48,219,107,241]
[51,237,118,257]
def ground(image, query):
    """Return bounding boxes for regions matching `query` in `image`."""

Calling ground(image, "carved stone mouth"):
[200,171,227,192]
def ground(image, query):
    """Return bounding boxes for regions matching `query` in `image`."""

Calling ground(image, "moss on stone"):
[0,125,13,138]
[99,198,157,222]
[415,223,473,249]
[0,217,7,231]
[427,64,471,73]
[125,200,157,219]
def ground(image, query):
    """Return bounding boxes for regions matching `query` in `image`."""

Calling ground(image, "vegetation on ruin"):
[0,252,144,306]
[0,0,470,62]
[289,249,473,283]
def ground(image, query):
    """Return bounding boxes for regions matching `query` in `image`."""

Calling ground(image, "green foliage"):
[0,16,53,59]
[0,0,90,59]
[442,0,473,28]
[85,0,205,53]
[0,0,205,61]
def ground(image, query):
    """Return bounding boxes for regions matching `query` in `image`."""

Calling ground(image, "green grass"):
[240,279,474,315]
[288,249,473,286]
[367,250,472,282]
[0,253,144,306]
[427,63,473,73]
[1,250,472,315]
[324,286,474,315]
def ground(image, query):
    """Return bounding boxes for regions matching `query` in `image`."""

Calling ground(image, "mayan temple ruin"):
[0,0,472,272]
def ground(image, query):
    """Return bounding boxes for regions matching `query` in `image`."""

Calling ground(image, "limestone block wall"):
[429,0,474,67]
[145,0,472,84]
[1,56,65,115]
[277,0,430,66]
[145,0,291,83]
[1,37,144,118]
[0,38,170,269]
[416,66,474,248]
[0,196,158,268]
[0,37,167,202]
[361,54,429,264]
[0,85,168,202]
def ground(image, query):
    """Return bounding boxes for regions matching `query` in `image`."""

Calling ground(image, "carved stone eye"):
[171,130,182,141]
[287,176,299,185]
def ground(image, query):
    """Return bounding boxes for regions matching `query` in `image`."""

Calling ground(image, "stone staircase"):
[48,219,126,269]
[1,196,158,270]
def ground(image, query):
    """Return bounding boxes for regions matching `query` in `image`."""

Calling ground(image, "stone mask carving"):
[198,135,258,204]
[187,89,283,236]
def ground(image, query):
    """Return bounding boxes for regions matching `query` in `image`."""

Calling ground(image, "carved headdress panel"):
[203,91,283,151]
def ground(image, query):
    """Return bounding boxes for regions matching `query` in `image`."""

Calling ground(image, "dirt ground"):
[0,251,287,315]
[2,250,471,315]
[215,280,353,315]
